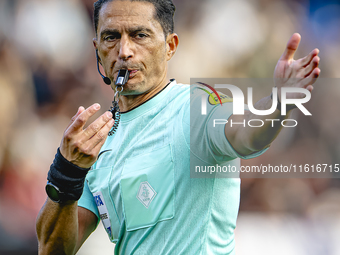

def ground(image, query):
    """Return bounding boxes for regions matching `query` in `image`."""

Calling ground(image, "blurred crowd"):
[0,0,339,254]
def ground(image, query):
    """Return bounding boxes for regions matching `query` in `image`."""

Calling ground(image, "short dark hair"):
[93,0,176,37]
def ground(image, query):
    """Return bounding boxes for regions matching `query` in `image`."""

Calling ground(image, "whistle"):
[115,70,130,86]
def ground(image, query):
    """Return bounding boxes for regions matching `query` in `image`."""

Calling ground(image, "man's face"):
[95,0,173,95]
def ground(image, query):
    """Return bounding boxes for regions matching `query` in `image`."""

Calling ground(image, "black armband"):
[271,89,297,112]
[46,148,90,203]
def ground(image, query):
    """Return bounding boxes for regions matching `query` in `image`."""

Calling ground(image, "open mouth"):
[128,69,138,78]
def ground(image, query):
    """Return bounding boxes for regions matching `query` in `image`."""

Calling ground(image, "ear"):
[93,38,102,64]
[166,33,179,61]
[93,38,98,50]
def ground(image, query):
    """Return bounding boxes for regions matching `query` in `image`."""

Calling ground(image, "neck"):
[117,77,169,112]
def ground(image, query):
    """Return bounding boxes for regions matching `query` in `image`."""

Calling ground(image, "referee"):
[36,0,320,254]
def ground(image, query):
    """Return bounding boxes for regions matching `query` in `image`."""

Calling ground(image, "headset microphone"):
[96,50,111,85]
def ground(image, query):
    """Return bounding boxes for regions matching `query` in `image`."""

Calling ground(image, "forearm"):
[36,199,78,255]
[36,104,112,254]
[227,95,290,155]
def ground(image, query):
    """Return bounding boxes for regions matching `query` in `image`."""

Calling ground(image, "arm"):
[36,104,114,254]
[226,33,320,155]
[36,200,97,255]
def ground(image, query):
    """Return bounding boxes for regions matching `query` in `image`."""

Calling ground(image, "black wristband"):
[271,89,297,112]
[46,148,90,202]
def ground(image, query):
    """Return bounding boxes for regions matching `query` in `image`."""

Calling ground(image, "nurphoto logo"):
[198,83,312,128]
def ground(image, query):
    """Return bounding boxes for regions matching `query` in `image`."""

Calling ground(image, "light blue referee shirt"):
[78,80,266,254]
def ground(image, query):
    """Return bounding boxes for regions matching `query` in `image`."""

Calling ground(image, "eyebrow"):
[100,26,154,38]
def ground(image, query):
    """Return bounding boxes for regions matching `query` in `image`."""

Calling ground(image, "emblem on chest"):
[136,181,157,208]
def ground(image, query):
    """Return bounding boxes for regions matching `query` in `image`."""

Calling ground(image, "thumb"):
[280,33,301,61]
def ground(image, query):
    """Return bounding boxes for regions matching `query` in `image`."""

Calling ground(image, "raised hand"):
[60,103,114,168]
[274,33,321,99]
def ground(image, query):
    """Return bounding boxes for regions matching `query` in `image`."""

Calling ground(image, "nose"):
[118,35,133,61]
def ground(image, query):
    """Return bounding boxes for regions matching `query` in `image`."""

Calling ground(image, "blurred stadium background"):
[0,0,340,254]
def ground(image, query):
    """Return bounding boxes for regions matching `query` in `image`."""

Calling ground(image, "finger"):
[302,56,320,78]
[299,48,319,67]
[92,137,110,159]
[280,33,301,61]
[301,67,321,88]
[68,103,101,134]
[306,85,314,93]
[66,106,85,130]
[85,118,114,153]
[82,111,113,140]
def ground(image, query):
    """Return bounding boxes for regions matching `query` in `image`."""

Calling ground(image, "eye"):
[103,32,121,42]
[135,33,148,39]
[104,35,118,41]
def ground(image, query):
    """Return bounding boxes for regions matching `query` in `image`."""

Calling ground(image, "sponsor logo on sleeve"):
[93,191,112,238]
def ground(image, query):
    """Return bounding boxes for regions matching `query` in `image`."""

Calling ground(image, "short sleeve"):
[78,180,100,225]
[207,104,269,160]
[188,85,268,164]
